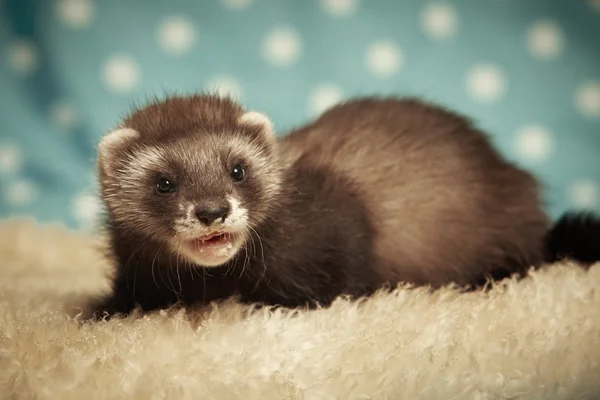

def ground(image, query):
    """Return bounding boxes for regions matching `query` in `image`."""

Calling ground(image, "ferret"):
[87,93,600,319]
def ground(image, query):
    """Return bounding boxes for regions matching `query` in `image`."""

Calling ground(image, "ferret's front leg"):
[85,282,137,321]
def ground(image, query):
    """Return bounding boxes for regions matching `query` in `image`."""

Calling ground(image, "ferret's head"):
[97,94,281,267]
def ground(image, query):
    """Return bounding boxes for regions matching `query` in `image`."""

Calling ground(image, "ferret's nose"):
[195,204,230,226]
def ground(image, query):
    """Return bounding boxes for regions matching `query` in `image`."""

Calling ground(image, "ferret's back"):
[279,97,550,287]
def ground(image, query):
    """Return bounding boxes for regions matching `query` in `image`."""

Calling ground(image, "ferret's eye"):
[231,164,246,182]
[156,177,176,193]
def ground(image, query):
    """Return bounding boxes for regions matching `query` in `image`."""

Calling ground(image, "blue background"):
[0,0,599,231]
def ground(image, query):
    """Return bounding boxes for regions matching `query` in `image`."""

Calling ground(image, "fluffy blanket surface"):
[1,219,600,400]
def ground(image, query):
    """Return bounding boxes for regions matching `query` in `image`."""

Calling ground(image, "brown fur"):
[89,93,551,319]
[281,98,550,286]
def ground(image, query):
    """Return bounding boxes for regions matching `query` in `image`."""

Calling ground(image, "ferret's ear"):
[97,128,139,168]
[238,111,275,141]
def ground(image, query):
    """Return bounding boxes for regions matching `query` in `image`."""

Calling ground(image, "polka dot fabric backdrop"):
[0,0,599,230]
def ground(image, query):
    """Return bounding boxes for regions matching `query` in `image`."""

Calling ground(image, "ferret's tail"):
[544,211,600,266]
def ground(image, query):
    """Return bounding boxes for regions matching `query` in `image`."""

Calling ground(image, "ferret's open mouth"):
[181,230,241,265]
[188,231,236,252]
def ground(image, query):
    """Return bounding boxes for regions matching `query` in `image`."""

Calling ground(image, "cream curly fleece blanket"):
[1,218,600,400]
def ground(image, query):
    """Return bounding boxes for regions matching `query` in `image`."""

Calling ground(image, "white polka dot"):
[514,125,554,164]
[575,81,600,118]
[420,3,459,40]
[567,180,599,209]
[526,20,564,60]
[72,192,102,227]
[8,39,38,76]
[101,54,141,94]
[588,0,600,12]
[220,0,254,10]
[50,100,78,130]
[56,0,95,29]
[308,84,344,116]
[262,27,303,67]
[157,15,197,56]
[321,0,359,17]
[0,143,23,175]
[4,180,38,206]
[365,40,403,77]
[206,75,244,99]
[466,63,507,103]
